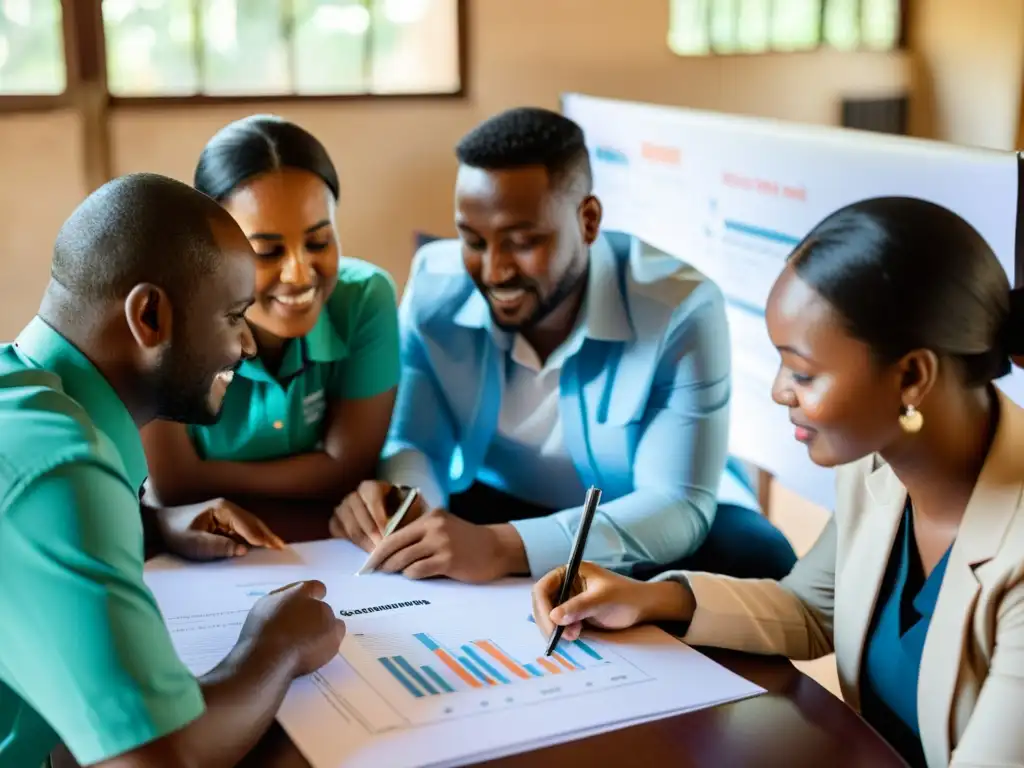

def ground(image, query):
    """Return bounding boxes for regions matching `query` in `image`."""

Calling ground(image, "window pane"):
[862,0,899,49]
[370,0,460,94]
[709,0,738,54]
[293,0,368,94]
[201,0,288,95]
[771,0,821,51]
[668,0,710,56]
[103,0,197,96]
[736,0,770,53]
[823,0,859,50]
[0,0,65,95]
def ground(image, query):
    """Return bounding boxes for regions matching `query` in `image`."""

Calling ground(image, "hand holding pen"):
[530,484,695,643]
[541,486,601,655]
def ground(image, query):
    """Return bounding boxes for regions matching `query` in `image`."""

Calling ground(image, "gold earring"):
[899,404,924,434]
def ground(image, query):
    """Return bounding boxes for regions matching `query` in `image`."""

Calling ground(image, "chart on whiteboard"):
[562,91,1022,510]
[331,613,651,728]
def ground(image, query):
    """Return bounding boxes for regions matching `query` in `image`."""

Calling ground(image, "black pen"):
[545,485,602,656]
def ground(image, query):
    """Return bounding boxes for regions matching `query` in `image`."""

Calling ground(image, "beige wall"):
[0,110,87,335]
[6,2,1024,338]
[0,0,911,340]
[908,0,1024,148]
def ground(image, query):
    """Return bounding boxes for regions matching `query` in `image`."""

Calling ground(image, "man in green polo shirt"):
[0,173,345,768]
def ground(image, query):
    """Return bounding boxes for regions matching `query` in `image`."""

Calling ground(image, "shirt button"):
[273,420,284,430]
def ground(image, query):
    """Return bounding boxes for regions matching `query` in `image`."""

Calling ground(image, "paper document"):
[145,540,765,767]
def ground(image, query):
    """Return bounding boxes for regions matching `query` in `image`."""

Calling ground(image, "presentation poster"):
[562,93,1020,509]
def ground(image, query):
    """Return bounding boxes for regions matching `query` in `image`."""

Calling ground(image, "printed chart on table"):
[279,592,765,768]
[145,546,766,768]
[336,614,652,726]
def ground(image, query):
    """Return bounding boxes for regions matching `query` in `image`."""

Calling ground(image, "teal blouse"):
[861,502,952,768]
[187,258,400,462]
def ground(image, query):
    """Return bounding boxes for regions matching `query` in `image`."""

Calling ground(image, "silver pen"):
[355,486,420,575]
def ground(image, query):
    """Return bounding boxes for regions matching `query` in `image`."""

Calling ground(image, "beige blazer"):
[669,388,1024,768]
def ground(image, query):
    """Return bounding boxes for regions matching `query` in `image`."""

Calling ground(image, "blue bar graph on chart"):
[557,648,582,668]
[379,657,424,698]
[422,665,455,693]
[393,656,438,695]
[461,645,510,684]
[459,654,494,685]
[370,625,611,700]
[573,638,603,661]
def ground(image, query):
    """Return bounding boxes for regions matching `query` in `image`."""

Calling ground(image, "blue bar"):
[462,645,509,684]
[380,657,423,697]
[573,639,602,661]
[422,665,455,693]
[393,656,438,695]
[723,219,801,247]
[459,655,493,684]
[415,632,440,651]
[523,663,543,677]
[556,648,583,669]
[595,146,629,165]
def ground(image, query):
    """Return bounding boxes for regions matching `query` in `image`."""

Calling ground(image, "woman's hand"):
[530,562,696,641]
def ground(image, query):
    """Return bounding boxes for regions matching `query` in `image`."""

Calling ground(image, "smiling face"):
[221,167,340,341]
[765,265,908,467]
[454,164,600,331]
[152,218,257,425]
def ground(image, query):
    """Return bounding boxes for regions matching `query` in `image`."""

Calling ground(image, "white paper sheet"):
[145,541,765,767]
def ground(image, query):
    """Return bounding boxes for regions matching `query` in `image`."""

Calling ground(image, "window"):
[0,0,66,95]
[668,0,901,56]
[101,0,462,99]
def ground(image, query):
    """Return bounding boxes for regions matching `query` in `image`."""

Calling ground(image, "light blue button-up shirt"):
[382,232,757,577]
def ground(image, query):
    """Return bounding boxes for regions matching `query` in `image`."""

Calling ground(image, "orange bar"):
[434,648,482,688]
[537,657,562,675]
[474,641,531,680]
[551,652,574,671]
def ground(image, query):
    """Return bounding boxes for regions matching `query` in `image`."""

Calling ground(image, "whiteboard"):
[562,93,1021,509]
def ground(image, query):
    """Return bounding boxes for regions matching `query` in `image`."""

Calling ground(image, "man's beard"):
[149,344,221,426]
[487,264,588,332]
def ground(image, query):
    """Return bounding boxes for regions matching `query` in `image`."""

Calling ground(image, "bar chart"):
[345,618,651,723]
[371,631,608,697]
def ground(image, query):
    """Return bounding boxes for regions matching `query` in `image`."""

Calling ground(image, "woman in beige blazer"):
[531,197,1024,768]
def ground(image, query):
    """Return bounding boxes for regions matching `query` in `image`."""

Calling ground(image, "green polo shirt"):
[0,317,204,768]
[187,258,400,462]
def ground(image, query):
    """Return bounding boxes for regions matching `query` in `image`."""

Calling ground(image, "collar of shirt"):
[453,234,634,354]
[237,305,348,384]
[13,316,149,491]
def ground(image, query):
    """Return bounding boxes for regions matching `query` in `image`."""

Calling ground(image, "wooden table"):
[145,500,908,767]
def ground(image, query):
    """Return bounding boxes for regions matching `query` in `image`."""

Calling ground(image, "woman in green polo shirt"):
[142,115,399,507]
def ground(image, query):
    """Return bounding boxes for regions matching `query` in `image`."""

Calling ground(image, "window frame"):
[0,0,83,111]
[0,0,468,111]
[668,0,909,58]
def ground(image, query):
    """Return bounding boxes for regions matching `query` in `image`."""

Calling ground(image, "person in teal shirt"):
[142,115,399,513]
[0,173,343,768]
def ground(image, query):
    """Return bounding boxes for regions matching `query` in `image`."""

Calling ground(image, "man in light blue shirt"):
[333,107,795,583]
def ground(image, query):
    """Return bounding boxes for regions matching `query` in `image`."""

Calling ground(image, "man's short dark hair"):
[52,172,232,303]
[455,107,592,196]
